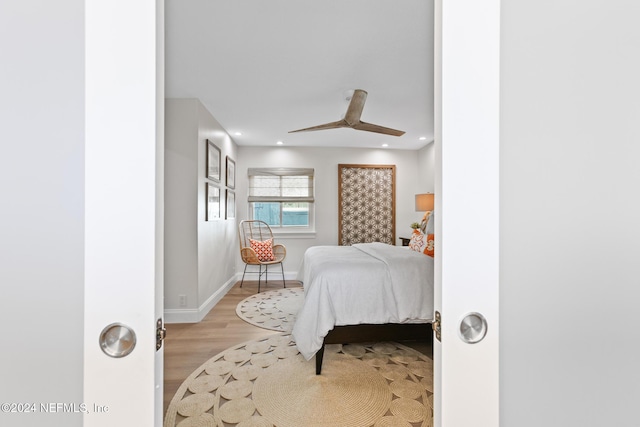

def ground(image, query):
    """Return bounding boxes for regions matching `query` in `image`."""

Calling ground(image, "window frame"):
[247,168,315,234]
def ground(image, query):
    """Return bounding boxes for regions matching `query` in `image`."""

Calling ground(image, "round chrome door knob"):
[99,323,137,358]
[458,312,488,344]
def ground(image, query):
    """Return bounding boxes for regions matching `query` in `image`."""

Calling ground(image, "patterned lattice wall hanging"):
[338,164,396,245]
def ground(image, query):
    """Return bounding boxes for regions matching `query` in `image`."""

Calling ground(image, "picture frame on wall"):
[206,140,221,182]
[226,156,236,189]
[206,183,221,221]
[226,190,235,219]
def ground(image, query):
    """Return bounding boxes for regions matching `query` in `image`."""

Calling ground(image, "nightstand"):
[399,237,411,246]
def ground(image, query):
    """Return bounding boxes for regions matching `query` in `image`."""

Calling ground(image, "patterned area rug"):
[164,333,434,427]
[235,288,304,332]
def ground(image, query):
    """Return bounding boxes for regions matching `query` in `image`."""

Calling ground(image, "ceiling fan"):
[289,89,405,137]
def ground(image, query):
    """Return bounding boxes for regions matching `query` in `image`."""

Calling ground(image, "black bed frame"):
[314,322,433,374]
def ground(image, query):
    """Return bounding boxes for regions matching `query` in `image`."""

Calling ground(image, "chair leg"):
[257,265,262,293]
[280,262,286,288]
[240,264,249,288]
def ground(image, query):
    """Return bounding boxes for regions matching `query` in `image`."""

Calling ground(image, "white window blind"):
[248,168,314,203]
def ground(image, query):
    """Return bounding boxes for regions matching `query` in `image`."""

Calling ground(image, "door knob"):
[99,323,136,358]
[458,312,488,344]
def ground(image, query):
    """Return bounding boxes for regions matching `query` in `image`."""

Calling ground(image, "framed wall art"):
[226,190,235,219]
[206,140,221,182]
[338,164,396,246]
[206,183,221,221]
[226,156,236,189]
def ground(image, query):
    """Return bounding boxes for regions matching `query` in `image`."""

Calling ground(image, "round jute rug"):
[235,288,304,332]
[164,333,434,427]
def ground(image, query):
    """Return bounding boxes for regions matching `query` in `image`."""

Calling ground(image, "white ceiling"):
[165,0,434,150]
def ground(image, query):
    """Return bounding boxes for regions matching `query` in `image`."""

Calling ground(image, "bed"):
[291,240,435,374]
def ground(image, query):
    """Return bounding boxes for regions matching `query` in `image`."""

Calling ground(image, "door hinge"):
[156,318,166,351]
[433,311,441,342]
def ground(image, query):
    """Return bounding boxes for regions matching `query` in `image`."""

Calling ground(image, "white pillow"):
[425,210,435,234]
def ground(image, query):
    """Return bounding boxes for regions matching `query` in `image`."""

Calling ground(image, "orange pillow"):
[424,233,435,257]
[408,230,435,257]
[250,238,275,261]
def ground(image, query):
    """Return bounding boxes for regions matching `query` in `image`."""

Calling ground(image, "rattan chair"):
[238,220,286,292]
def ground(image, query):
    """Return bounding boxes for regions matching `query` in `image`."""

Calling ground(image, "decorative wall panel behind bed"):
[338,164,396,245]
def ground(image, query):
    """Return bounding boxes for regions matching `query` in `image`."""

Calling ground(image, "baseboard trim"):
[163,271,299,324]
[164,275,237,324]
[238,269,298,282]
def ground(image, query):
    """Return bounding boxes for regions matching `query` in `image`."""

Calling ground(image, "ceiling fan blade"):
[344,89,367,125]
[353,121,406,136]
[289,119,349,133]
[289,89,404,136]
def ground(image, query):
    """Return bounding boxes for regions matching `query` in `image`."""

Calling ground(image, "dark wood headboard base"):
[315,322,433,374]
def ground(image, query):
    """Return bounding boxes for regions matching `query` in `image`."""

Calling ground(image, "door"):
[84,1,164,426]
[434,0,500,426]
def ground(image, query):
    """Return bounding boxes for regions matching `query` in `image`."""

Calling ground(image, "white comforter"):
[291,242,434,360]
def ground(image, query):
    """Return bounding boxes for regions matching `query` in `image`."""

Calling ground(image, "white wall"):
[164,99,238,322]
[0,1,84,426]
[196,102,238,307]
[236,146,431,276]
[165,100,199,313]
[500,1,640,425]
[417,141,436,193]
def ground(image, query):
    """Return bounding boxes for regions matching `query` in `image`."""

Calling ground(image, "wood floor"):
[163,280,433,416]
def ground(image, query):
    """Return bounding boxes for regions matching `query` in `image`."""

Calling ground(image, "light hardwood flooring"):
[163,280,433,416]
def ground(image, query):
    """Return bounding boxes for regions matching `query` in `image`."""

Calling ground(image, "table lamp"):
[415,193,434,232]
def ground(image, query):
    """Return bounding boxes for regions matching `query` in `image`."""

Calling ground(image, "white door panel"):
[154,2,166,424]
[84,1,163,425]
[434,1,500,426]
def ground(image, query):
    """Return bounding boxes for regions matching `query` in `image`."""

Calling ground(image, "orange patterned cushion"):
[408,229,424,252]
[424,233,435,257]
[409,230,435,257]
[250,238,275,261]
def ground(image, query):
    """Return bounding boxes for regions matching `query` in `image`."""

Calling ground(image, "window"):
[248,168,314,230]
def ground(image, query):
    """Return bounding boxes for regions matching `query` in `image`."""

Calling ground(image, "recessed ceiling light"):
[419,136,427,141]
[382,143,389,148]
[276,141,284,145]
[234,132,242,136]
